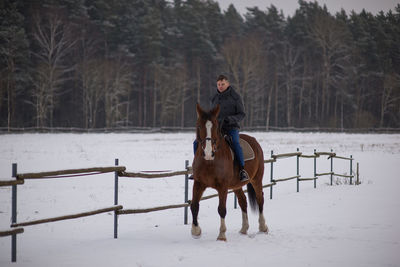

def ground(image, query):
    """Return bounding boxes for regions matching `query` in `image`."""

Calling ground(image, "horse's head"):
[196,103,221,160]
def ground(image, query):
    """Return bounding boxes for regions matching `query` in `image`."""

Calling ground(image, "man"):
[192,74,249,182]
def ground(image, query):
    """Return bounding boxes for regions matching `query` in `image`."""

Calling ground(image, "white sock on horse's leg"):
[258,213,269,233]
[191,224,202,238]
[217,218,227,241]
[239,212,249,235]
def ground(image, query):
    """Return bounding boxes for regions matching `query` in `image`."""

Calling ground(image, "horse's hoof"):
[239,224,249,235]
[259,225,269,234]
[192,233,201,239]
[191,225,202,238]
[217,236,227,241]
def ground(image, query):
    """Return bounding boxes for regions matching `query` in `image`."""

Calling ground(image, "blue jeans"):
[193,129,244,167]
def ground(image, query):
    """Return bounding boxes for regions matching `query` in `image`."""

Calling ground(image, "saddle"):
[224,135,255,162]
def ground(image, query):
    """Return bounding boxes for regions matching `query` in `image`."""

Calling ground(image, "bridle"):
[196,123,222,158]
[199,137,218,150]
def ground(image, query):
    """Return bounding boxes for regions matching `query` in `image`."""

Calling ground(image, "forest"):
[1,0,399,131]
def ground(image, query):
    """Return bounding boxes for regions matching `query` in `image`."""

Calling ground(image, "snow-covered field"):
[0,132,399,267]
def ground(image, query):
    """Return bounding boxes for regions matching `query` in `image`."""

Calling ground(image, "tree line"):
[1,0,399,131]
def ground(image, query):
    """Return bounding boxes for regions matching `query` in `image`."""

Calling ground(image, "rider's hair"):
[217,74,228,82]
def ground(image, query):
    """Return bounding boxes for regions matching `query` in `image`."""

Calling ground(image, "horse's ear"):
[196,103,203,118]
[211,104,220,118]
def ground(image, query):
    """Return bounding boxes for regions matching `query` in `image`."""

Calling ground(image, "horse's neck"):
[216,138,231,160]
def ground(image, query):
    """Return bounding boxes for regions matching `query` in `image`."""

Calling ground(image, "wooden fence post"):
[114,159,119,238]
[356,162,360,185]
[11,163,17,262]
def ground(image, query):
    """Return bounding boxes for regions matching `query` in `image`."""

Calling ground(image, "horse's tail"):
[247,183,258,212]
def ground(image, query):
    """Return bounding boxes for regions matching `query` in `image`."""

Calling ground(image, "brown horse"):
[191,104,268,241]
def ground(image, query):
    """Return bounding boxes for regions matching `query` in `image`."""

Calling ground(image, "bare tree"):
[77,30,104,128]
[31,10,75,127]
[221,36,241,91]
[241,34,263,127]
[221,34,264,127]
[157,62,189,127]
[282,40,302,127]
[103,55,131,128]
[298,54,313,125]
[152,63,161,127]
[308,12,352,123]
[79,58,104,128]
[381,72,400,127]
[1,38,19,130]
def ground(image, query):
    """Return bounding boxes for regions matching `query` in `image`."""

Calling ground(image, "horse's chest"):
[195,164,234,185]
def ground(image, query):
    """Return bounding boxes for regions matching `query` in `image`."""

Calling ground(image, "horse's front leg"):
[234,189,249,235]
[217,189,228,241]
[190,181,206,238]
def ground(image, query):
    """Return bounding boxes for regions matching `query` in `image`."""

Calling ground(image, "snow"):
[0,132,399,267]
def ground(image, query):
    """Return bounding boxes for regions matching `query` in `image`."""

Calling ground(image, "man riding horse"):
[192,74,249,182]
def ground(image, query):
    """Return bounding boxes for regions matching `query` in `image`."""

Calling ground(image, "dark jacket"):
[211,86,245,133]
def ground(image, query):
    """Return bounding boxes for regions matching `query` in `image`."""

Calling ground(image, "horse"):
[190,103,269,241]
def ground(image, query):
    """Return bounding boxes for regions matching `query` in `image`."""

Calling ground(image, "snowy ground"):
[0,132,399,267]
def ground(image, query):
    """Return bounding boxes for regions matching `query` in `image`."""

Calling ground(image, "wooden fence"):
[0,149,359,262]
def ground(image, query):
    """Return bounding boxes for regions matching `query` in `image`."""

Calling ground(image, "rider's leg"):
[193,140,198,155]
[228,129,249,182]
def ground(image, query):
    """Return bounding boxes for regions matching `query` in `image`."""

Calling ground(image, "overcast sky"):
[216,0,399,17]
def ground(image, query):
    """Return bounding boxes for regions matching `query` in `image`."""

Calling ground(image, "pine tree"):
[0,0,30,129]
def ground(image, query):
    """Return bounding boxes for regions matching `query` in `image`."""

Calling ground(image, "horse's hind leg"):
[190,181,206,238]
[234,189,249,235]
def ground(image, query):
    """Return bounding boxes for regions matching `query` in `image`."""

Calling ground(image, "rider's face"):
[217,79,229,93]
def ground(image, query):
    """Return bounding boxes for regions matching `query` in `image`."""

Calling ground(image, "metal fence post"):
[270,150,274,199]
[350,155,353,185]
[330,149,333,185]
[114,159,119,239]
[314,149,317,188]
[296,148,300,192]
[234,194,237,209]
[11,163,17,262]
[184,160,189,225]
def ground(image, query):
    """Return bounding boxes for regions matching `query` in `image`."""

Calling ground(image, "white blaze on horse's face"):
[204,120,214,160]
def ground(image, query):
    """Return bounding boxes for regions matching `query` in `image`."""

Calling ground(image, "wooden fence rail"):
[119,169,190,178]
[2,148,358,263]
[273,175,301,183]
[16,166,126,179]
[0,179,24,187]
[272,152,302,159]
[0,228,24,237]
[11,205,123,228]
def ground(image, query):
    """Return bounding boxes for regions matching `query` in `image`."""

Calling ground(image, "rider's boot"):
[239,166,249,182]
